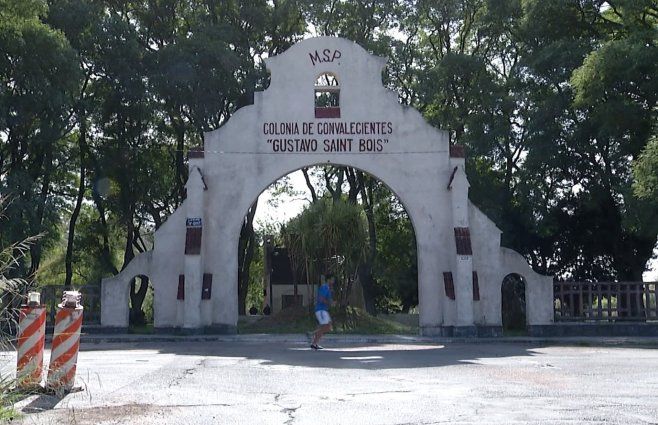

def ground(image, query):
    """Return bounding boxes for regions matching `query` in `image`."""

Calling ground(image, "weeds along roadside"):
[0,196,42,419]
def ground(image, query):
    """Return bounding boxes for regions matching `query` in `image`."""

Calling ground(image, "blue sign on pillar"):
[186,217,202,227]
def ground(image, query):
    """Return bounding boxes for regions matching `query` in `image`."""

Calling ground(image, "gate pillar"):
[183,147,206,330]
[448,146,476,336]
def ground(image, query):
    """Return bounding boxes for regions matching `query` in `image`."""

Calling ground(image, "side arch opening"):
[501,273,527,335]
[128,274,154,330]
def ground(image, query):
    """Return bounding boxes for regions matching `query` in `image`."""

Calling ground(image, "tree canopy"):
[0,0,656,318]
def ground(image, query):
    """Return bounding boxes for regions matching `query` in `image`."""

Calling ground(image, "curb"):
[65,333,658,347]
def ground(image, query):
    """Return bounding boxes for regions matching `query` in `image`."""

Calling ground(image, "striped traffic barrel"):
[16,303,46,389]
[47,292,83,392]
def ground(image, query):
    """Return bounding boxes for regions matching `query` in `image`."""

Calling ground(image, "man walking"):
[311,273,335,350]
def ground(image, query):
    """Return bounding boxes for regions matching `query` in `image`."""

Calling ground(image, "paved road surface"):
[4,341,658,424]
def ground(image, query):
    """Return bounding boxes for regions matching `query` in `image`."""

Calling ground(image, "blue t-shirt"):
[315,283,332,312]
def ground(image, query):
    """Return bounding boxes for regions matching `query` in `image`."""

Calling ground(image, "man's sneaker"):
[310,344,324,350]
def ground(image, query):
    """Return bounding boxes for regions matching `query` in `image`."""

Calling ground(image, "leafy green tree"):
[633,136,658,203]
[283,197,368,307]
[565,0,658,281]
[373,196,417,312]
[0,0,80,276]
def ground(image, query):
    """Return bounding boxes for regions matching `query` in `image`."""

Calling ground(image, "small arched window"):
[314,72,340,118]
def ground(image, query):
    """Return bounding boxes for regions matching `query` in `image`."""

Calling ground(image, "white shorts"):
[315,310,331,325]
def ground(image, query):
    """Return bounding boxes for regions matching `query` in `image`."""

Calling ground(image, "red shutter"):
[315,107,341,118]
[202,273,212,300]
[443,272,455,300]
[472,271,480,301]
[185,227,202,255]
[454,227,473,255]
[177,275,185,300]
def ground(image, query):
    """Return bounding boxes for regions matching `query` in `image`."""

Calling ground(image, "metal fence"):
[40,285,101,326]
[554,281,658,322]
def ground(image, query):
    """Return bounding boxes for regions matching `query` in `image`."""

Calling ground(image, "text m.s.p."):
[309,49,341,66]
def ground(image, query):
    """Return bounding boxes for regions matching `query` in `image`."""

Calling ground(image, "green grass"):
[128,323,155,334]
[0,384,28,422]
[238,306,418,335]
[502,328,528,337]
[0,406,20,422]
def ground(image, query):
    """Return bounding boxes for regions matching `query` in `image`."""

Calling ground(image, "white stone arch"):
[497,248,553,326]
[100,251,152,328]
[100,36,554,336]
[202,151,453,334]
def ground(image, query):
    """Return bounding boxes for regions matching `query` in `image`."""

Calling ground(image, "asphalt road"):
[5,341,658,424]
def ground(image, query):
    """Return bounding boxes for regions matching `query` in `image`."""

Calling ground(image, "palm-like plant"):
[283,197,368,308]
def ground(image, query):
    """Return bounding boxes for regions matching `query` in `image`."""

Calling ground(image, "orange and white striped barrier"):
[16,292,46,389]
[47,291,83,392]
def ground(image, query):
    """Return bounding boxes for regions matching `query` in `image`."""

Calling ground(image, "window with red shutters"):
[177,275,185,300]
[472,271,480,301]
[202,273,213,300]
[443,272,455,300]
[454,227,472,255]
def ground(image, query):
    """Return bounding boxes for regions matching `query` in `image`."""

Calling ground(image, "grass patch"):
[502,328,529,337]
[0,380,28,422]
[238,306,418,335]
[0,405,20,422]
[128,323,155,334]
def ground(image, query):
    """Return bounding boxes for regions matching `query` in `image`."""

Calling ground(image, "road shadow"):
[78,340,545,370]
[20,393,64,414]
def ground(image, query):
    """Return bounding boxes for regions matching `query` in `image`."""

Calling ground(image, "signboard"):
[186,217,202,227]
[262,121,393,153]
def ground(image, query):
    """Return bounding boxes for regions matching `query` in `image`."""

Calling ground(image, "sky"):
[253,170,310,230]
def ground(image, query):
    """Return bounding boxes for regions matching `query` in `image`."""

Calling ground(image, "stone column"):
[448,145,476,337]
[183,147,206,330]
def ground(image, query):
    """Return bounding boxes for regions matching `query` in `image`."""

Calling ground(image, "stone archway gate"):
[101,37,553,336]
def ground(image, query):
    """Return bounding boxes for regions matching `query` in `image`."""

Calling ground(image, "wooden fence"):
[554,281,658,322]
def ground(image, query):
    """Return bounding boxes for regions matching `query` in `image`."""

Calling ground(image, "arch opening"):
[314,72,340,118]
[236,164,419,334]
[501,273,527,334]
[128,274,154,329]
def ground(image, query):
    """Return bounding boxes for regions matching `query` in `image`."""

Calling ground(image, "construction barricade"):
[16,292,46,389]
[46,291,83,392]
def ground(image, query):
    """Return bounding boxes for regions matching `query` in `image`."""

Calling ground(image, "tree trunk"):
[91,188,119,276]
[238,199,258,315]
[174,114,186,202]
[129,275,150,325]
[28,147,54,277]
[65,114,87,288]
[357,173,378,314]
[121,206,136,271]
[301,167,318,202]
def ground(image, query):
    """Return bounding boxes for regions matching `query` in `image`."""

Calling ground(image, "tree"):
[374,196,417,312]
[283,197,368,307]
[633,136,658,204]
[0,0,80,277]
[565,0,658,281]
